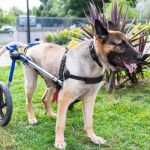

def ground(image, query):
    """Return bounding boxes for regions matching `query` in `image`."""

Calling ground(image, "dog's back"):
[26,43,66,77]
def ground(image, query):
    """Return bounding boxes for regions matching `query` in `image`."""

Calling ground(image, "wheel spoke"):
[0,88,3,101]
[0,109,4,119]
[0,102,6,109]
[0,89,4,106]
[0,92,6,119]
[0,90,7,109]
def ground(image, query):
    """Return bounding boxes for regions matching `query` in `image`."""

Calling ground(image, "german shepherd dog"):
[23,19,141,149]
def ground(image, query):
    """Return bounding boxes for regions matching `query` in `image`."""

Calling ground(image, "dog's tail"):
[0,41,27,56]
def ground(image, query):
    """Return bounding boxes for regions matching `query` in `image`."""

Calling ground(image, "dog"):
[20,19,141,149]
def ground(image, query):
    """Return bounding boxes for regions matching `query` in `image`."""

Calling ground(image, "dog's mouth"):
[109,56,137,73]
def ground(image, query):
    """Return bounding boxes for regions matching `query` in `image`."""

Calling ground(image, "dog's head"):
[94,19,142,73]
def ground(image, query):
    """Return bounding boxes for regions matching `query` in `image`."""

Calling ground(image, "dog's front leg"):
[55,91,74,149]
[82,94,106,145]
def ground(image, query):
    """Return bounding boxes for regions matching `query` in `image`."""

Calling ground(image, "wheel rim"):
[0,89,7,122]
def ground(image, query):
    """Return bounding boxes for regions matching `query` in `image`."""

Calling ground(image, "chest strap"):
[64,69,104,84]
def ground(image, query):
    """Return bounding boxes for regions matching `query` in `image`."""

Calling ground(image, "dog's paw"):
[90,136,106,145]
[47,112,57,119]
[28,117,38,125]
[54,140,66,149]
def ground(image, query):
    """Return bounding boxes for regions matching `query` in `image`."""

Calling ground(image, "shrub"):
[59,29,69,44]
[45,32,52,42]
[68,40,80,48]
[51,28,83,45]
[54,33,62,44]
[69,28,82,39]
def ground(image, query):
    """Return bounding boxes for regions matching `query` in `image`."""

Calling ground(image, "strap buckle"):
[89,41,94,50]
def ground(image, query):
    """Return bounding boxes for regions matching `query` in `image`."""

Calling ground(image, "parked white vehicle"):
[0,25,14,32]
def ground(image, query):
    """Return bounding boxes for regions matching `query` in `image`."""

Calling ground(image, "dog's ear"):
[108,21,117,31]
[94,19,108,39]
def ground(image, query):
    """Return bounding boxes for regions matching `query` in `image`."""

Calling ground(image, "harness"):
[52,41,104,102]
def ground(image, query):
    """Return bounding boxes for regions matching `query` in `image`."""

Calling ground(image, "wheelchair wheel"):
[0,81,13,126]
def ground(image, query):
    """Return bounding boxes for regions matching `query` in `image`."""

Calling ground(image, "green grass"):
[0,65,150,150]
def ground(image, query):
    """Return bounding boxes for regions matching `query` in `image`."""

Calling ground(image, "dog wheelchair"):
[0,42,65,126]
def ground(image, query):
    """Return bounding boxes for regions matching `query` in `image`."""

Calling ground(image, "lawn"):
[0,65,150,150]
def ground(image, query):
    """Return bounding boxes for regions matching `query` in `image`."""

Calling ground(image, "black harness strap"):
[64,70,104,84]
[58,48,68,81]
[89,41,102,67]
[56,42,104,86]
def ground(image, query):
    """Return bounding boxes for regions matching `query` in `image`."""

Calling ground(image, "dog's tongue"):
[123,62,134,73]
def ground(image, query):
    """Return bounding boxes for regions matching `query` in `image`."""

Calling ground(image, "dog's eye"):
[118,40,126,48]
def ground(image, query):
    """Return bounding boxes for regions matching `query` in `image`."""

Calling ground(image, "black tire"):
[0,81,13,126]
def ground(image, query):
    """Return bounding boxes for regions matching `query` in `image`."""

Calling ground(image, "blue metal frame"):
[8,60,16,87]
[6,43,62,87]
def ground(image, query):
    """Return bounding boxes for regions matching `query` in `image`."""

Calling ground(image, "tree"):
[5,7,25,25]
[51,0,111,17]
[30,6,39,16]
[126,0,137,7]
[37,0,111,17]
[41,0,54,16]
[36,0,54,16]
[104,0,139,19]
[0,8,4,25]
[36,0,138,17]
[9,6,25,16]
[141,0,150,19]
[5,11,15,25]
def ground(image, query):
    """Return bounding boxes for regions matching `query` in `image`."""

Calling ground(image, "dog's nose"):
[137,54,142,62]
